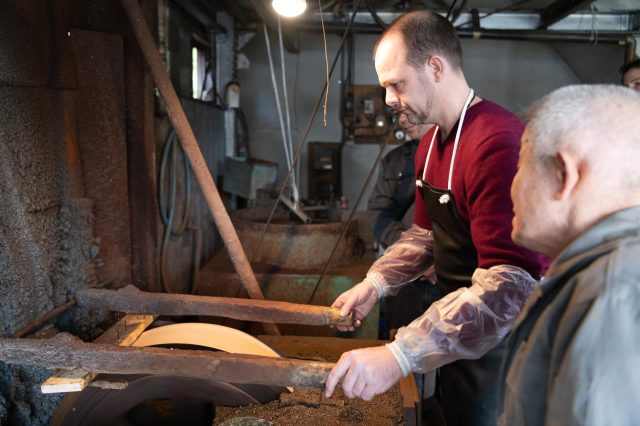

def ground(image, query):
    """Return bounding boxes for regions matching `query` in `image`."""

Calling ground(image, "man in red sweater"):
[324,11,548,426]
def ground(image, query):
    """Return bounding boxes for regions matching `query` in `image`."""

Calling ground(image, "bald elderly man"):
[498,85,640,425]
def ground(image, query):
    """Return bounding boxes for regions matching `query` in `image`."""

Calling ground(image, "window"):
[191,45,206,99]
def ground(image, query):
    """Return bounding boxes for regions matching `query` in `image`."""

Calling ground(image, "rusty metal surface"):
[0,333,334,388]
[76,286,353,327]
[233,208,360,269]
[71,29,132,288]
[120,0,278,335]
[122,1,159,293]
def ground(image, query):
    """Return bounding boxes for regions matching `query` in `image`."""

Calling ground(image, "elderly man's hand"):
[324,346,403,400]
[331,281,379,332]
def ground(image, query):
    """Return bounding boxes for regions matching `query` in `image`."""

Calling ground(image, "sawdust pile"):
[214,387,402,425]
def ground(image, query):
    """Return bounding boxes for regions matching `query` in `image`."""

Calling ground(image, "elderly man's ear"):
[553,151,580,201]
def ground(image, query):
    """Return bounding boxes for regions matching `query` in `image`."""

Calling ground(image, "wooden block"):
[40,314,154,394]
[398,374,421,426]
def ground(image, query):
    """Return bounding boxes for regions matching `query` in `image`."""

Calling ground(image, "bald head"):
[373,11,463,72]
[511,85,640,257]
[526,85,640,191]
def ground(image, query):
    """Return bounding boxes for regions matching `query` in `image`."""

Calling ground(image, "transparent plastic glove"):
[388,265,537,376]
[324,346,403,400]
[366,224,435,298]
[331,280,379,332]
[421,265,437,285]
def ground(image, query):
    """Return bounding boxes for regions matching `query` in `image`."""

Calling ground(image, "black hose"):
[365,0,388,30]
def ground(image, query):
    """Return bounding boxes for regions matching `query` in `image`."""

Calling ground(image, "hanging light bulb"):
[272,0,307,17]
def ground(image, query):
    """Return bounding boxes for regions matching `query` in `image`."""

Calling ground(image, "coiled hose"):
[158,129,202,294]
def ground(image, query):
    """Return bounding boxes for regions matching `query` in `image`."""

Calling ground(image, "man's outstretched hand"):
[324,346,403,401]
[331,281,379,332]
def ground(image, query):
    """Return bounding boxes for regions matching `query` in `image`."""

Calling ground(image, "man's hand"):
[331,281,379,332]
[324,346,403,400]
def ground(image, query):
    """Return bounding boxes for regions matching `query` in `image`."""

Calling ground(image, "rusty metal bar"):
[0,333,334,388]
[119,0,279,336]
[75,286,354,327]
[10,299,76,338]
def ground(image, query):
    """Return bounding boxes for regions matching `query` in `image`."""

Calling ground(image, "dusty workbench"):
[214,335,420,425]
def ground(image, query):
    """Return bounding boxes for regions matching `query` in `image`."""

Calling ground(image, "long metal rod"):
[75,285,354,327]
[0,333,334,388]
[10,299,76,338]
[120,0,279,336]
[249,0,364,264]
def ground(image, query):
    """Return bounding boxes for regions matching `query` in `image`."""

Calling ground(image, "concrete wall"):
[239,31,625,212]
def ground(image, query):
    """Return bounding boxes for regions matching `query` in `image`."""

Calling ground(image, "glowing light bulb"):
[272,0,307,17]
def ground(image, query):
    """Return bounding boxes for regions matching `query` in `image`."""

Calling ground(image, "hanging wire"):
[249,0,364,264]
[319,0,330,127]
[278,16,298,202]
[446,0,459,21]
[263,23,300,201]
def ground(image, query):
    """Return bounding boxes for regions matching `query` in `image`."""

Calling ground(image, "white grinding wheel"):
[132,322,282,357]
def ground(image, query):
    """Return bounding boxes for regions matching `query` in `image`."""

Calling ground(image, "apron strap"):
[416,126,441,187]
[447,89,475,190]
[416,88,475,191]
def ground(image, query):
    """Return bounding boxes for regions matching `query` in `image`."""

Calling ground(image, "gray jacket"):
[498,206,640,426]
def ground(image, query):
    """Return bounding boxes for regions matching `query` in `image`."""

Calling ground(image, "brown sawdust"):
[214,387,402,425]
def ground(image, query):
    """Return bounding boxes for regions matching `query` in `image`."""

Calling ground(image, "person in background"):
[369,115,431,251]
[620,58,640,93]
[499,85,640,425]
[368,115,437,337]
[325,11,548,426]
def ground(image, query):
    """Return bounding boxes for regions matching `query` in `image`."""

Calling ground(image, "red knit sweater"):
[413,100,548,279]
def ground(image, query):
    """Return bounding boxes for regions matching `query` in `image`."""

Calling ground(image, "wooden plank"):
[75,285,354,327]
[40,314,154,394]
[0,333,335,389]
[398,374,421,426]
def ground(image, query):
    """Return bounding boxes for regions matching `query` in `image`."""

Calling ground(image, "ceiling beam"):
[538,0,597,29]
[249,0,299,53]
[220,0,252,26]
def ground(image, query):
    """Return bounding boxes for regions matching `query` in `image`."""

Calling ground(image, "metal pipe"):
[287,22,634,45]
[119,0,279,336]
[10,299,76,338]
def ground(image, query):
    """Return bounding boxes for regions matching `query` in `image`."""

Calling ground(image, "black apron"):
[416,90,505,426]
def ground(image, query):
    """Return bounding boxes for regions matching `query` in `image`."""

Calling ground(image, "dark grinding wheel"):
[50,374,284,426]
[50,323,288,426]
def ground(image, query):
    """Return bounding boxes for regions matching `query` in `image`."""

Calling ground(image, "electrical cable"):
[278,16,298,202]
[264,23,300,202]
[446,0,459,21]
[248,0,364,265]
[293,121,399,335]
[365,0,388,29]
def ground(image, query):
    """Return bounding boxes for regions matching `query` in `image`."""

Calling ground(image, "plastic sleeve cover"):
[387,265,538,376]
[365,224,435,299]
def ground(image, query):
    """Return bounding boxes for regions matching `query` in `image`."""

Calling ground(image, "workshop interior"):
[0,0,638,425]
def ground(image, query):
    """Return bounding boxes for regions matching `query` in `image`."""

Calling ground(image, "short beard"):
[401,74,433,125]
